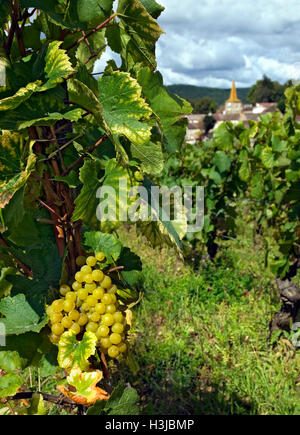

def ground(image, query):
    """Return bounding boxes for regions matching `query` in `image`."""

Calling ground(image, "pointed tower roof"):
[226,80,241,103]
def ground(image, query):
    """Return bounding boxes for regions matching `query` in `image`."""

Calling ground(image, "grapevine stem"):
[0,234,33,277]
[62,134,107,177]
[66,13,117,51]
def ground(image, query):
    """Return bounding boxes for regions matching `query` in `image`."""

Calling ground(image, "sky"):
[155,0,300,88]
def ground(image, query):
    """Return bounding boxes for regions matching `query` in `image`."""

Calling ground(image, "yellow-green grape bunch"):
[47,252,128,360]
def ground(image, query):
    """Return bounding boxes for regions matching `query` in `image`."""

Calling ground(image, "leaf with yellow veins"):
[57,368,110,405]
[58,330,97,372]
[98,71,153,148]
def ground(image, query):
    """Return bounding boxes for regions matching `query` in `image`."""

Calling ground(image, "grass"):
[114,227,300,415]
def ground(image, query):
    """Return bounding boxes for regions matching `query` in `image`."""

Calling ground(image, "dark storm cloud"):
[156,0,300,87]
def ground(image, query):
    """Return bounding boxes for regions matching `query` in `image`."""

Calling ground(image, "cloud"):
[156,0,300,87]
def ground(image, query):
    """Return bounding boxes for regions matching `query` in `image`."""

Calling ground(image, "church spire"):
[227,80,241,103]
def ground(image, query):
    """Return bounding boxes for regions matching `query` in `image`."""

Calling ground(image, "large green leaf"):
[98,71,152,149]
[0,294,48,335]
[84,231,122,263]
[130,141,164,175]
[87,385,139,415]
[213,151,232,173]
[117,0,164,69]
[72,159,102,227]
[68,78,102,123]
[0,373,23,398]
[0,350,22,373]
[136,67,192,152]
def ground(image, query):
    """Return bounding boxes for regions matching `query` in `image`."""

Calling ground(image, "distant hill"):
[166,84,251,106]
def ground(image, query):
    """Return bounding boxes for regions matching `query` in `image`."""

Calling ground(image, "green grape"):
[101,276,112,289]
[102,294,112,305]
[100,337,111,349]
[61,316,73,329]
[95,251,105,262]
[86,322,98,332]
[65,291,77,302]
[108,345,119,358]
[118,342,127,353]
[84,274,94,284]
[60,285,70,296]
[106,304,116,314]
[93,288,105,299]
[86,256,97,267]
[92,269,104,282]
[77,288,89,300]
[50,312,63,324]
[78,313,89,326]
[52,299,64,313]
[76,298,82,308]
[76,256,86,267]
[107,285,117,294]
[63,299,75,313]
[112,322,124,334]
[95,302,106,314]
[90,312,101,323]
[110,332,122,345]
[86,295,98,307]
[75,271,85,283]
[85,283,96,293]
[50,333,60,344]
[70,322,81,335]
[113,312,124,323]
[81,265,92,274]
[69,310,80,321]
[72,281,82,292]
[96,325,110,338]
[51,323,64,336]
[102,313,114,326]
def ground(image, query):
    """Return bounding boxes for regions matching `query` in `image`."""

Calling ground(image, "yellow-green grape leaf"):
[57,368,109,405]
[41,41,74,91]
[98,71,152,147]
[58,330,97,372]
[0,373,23,397]
[0,80,42,112]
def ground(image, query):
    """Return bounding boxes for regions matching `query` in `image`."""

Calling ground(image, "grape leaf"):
[0,132,36,208]
[87,385,139,415]
[0,294,48,335]
[84,231,122,263]
[0,373,23,397]
[117,0,164,69]
[0,350,22,372]
[72,159,102,227]
[57,367,109,405]
[58,330,97,372]
[98,71,153,149]
[136,67,192,152]
[139,0,164,18]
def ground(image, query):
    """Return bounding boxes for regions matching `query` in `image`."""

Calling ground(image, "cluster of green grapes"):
[46,252,128,359]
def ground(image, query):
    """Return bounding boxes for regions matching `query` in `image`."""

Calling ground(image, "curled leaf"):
[57,368,109,405]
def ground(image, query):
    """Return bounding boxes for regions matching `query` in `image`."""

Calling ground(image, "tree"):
[189,96,217,114]
[203,114,216,133]
[247,75,287,105]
